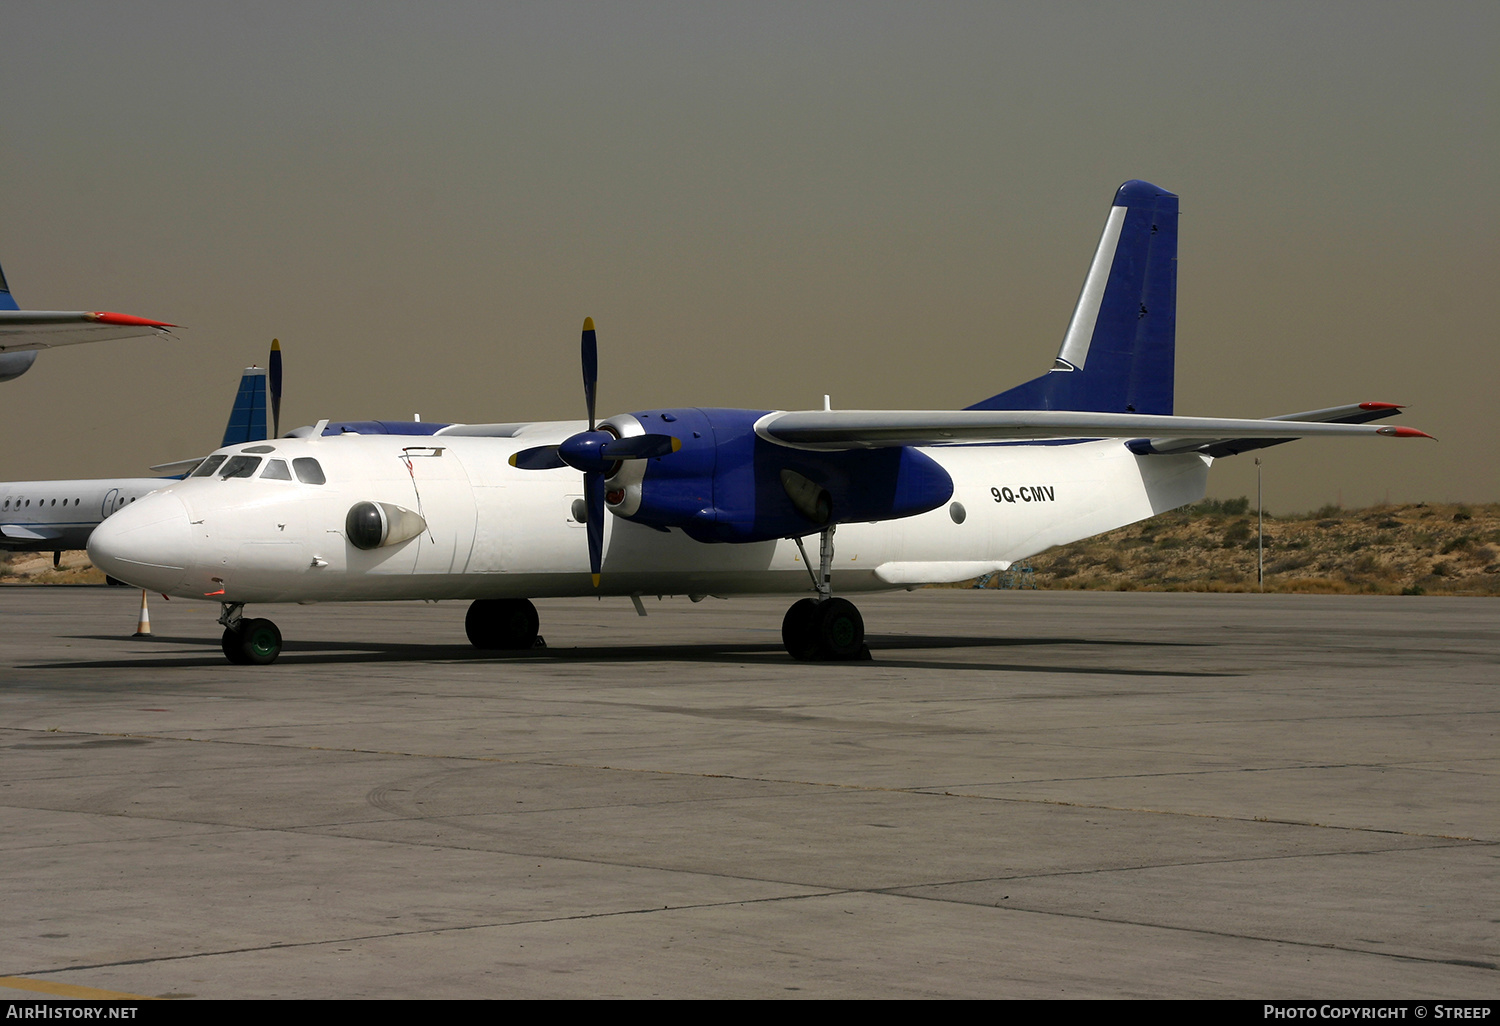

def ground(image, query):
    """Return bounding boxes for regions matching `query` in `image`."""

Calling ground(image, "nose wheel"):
[218,603,284,665]
[221,618,283,665]
[784,527,870,661]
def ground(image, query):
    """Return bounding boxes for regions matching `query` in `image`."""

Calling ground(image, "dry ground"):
[1007,500,1500,596]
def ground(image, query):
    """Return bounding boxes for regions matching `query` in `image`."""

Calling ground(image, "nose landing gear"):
[784,527,870,661]
[218,603,283,665]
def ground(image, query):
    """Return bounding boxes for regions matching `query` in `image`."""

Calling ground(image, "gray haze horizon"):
[3,2,1494,514]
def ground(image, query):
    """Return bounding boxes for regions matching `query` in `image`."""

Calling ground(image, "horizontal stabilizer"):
[149,457,208,477]
[754,408,1433,450]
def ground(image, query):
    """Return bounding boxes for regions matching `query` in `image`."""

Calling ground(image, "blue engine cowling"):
[605,408,954,543]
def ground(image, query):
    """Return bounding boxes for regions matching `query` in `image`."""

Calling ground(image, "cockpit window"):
[191,454,228,478]
[219,456,262,479]
[262,459,292,481]
[293,458,326,485]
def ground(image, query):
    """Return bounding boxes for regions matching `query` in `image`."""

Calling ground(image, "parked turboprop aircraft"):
[1,357,275,563]
[0,259,175,382]
[88,181,1431,665]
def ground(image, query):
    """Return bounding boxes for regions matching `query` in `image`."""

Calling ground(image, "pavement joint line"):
[3,726,1489,844]
[15,877,1499,983]
[863,893,1500,974]
[17,889,854,978]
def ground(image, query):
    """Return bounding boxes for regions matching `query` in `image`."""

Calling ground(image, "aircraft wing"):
[0,311,177,353]
[0,524,63,542]
[754,406,1432,451]
[1122,402,1412,457]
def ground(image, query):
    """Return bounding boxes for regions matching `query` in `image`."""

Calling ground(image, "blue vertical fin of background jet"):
[0,260,21,311]
[221,366,269,446]
[967,180,1179,416]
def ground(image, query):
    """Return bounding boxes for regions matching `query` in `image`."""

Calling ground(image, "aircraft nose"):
[88,491,193,592]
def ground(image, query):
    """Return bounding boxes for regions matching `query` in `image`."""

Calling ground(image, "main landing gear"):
[218,603,283,665]
[783,526,870,661]
[465,598,543,651]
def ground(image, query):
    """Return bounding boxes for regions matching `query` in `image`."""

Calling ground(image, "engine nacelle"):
[0,351,39,382]
[345,501,427,550]
[604,408,954,544]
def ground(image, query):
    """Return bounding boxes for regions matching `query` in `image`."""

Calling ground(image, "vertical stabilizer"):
[0,260,19,312]
[221,367,269,447]
[969,180,1179,415]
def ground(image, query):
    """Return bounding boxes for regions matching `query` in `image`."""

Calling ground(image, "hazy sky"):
[2,1,1494,513]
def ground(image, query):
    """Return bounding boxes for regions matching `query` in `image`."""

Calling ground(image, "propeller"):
[269,338,282,439]
[509,318,681,586]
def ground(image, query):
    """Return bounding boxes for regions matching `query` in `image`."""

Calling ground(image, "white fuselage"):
[1,478,168,552]
[87,427,1211,604]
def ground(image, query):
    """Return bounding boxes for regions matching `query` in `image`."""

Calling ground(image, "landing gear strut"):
[783,526,869,661]
[218,603,283,665]
[465,598,542,650]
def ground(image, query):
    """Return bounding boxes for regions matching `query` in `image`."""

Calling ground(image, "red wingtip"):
[1376,426,1436,440]
[88,311,177,328]
[1358,401,1404,411]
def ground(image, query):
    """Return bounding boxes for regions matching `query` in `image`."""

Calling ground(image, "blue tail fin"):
[221,366,269,446]
[0,260,19,311]
[968,180,1179,415]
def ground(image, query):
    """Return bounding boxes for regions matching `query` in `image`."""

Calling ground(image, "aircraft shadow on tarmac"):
[35,632,1238,678]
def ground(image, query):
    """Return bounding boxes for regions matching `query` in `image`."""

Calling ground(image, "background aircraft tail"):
[221,365,269,446]
[0,260,19,311]
[968,180,1179,415]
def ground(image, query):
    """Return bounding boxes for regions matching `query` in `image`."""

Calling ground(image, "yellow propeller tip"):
[271,338,280,350]
[583,317,595,331]
[591,573,601,588]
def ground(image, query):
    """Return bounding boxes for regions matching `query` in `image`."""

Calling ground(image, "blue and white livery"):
[88,182,1431,664]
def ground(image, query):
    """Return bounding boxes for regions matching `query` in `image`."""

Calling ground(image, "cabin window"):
[192,455,228,478]
[262,459,292,481]
[293,458,326,485]
[219,456,262,479]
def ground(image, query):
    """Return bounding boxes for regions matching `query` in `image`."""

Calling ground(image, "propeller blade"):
[581,317,598,432]
[601,433,682,460]
[584,470,605,587]
[269,338,282,439]
[509,445,568,470]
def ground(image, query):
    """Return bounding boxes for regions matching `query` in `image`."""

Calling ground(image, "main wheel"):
[465,598,540,650]
[223,618,282,665]
[814,597,865,660]
[782,598,822,661]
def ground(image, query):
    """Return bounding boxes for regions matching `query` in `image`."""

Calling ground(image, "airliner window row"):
[3,496,137,509]
[190,454,325,485]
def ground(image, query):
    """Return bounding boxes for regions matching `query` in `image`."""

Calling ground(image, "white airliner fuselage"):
[1,478,166,554]
[88,426,1207,603]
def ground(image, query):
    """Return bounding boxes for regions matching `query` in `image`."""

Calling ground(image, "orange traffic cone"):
[133,589,152,637]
